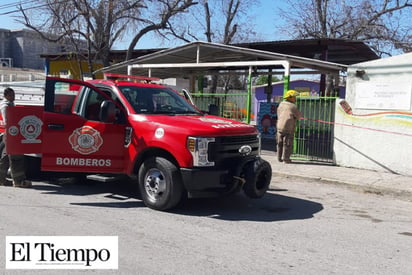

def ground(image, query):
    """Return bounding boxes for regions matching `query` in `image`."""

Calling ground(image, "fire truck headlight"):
[187,137,215,167]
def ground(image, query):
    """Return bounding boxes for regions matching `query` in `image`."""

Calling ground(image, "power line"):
[0,1,34,9]
[0,1,37,13]
[0,0,68,16]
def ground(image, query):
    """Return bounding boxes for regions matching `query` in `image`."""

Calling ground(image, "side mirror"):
[181,89,195,105]
[100,100,117,123]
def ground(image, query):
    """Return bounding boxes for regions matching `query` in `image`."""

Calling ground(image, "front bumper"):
[181,167,242,198]
[180,157,258,198]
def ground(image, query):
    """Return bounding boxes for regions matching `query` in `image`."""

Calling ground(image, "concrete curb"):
[271,171,412,202]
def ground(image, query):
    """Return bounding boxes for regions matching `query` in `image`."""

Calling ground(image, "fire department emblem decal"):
[69,126,103,155]
[18,115,43,144]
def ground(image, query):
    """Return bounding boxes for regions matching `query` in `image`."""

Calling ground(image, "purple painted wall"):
[252,79,346,122]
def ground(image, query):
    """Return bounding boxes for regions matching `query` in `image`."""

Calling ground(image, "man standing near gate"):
[276,90,301,163]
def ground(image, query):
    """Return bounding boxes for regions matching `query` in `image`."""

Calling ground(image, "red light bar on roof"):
[104,73,160,82]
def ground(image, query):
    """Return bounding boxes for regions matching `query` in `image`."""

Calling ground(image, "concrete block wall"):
[1,29,66,70]
[0,29,11,61]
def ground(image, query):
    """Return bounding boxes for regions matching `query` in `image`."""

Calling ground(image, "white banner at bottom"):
[5,236,118,269]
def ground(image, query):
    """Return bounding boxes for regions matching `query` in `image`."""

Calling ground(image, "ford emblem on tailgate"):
[239,145,252,156]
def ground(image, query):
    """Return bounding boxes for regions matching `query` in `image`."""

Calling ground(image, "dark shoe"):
[278,158,283,162]
[13,180,32,188]
[284,160,292,164]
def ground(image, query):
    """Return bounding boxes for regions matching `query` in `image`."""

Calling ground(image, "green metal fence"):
[190,91,337,163]
[293,97,337,162]
[191,92,249,121]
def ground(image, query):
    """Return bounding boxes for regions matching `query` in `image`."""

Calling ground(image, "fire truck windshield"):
[118,86,201,115]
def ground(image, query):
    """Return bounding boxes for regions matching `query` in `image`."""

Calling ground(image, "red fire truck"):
[0,75,272,210]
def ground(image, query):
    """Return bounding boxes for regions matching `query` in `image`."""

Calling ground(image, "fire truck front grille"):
[209,135,259,166]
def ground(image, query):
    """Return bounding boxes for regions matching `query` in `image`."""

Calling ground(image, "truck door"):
[4,105,44,154]
[40,77,129,174]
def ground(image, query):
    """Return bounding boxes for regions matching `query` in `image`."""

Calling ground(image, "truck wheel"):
[138,157,183,211]
[243,158,272,198]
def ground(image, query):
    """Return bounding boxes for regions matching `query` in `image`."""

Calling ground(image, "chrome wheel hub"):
[144,168,166,199]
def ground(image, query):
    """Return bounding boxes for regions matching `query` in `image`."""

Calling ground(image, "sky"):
[0,0,285,50]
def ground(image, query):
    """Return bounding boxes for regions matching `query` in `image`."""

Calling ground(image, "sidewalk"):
[260,140,412,202]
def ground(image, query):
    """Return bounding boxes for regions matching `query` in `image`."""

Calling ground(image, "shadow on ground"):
[172,189,323,222]
[31,179,323,222]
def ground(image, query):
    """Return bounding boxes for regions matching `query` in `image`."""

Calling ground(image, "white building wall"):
[334,53,412,176]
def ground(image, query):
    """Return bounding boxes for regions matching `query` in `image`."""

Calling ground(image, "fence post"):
[247,67,252,124]
[283,62,291,96]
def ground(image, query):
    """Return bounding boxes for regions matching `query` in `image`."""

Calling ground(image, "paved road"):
[1,176,411,274]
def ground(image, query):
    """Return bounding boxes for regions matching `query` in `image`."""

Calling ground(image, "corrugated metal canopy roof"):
[95,41,347,79]
[235,39,379,65]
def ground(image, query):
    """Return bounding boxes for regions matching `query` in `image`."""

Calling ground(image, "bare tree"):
[278,0,412,56]
[161,0,259,93]
[17,0,197,78]
[165,0,259,44]
[125,0,197,60]
[18,0,148,78]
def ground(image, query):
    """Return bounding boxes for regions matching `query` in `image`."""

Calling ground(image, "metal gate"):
[293,97,337,163]
[190,92,337,163]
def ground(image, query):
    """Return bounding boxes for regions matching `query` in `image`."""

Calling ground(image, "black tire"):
[138,157,183,211]
[243,158,272,198]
